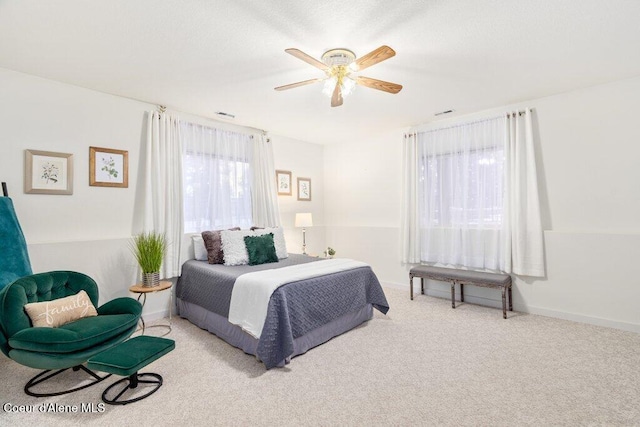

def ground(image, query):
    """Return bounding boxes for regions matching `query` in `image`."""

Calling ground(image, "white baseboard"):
[383,281,640,333]
[520,306,640,333]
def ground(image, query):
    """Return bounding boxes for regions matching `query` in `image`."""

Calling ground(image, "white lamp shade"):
[295,213,313,228]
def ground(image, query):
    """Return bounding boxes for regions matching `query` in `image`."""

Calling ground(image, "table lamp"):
[294,213,313,255]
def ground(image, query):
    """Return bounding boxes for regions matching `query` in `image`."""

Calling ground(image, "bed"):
[176,254,389,368]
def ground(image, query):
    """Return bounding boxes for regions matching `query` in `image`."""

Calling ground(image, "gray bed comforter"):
[176,255,389,368]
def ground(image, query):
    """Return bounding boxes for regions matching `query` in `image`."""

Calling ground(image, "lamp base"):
[302,228,307,255]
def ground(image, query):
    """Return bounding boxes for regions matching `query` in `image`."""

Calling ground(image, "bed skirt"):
[177,298,374,367]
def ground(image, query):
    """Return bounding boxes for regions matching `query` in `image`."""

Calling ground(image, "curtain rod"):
[409,108,532,136]
[506,109,530,117]
[155,105,267,135]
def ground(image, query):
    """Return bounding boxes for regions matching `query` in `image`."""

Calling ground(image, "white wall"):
[271,134,326,256]
[3,65,639,332]
[0,68,319,321]
[0,67,155,311]
[323,129,408,280]
[324,75,640,332]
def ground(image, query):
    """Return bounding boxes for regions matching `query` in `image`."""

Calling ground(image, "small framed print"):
[276,170,292,196]
[24,150,73,195]
[297,177,311,201]
[89,147,128,188]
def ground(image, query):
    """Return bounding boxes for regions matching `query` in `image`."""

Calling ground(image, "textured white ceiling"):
[1,0,640,144]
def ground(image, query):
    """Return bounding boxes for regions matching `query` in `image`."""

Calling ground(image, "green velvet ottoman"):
[87,335,175,405]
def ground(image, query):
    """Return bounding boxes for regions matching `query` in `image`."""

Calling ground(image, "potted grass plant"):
[131,231,166,287]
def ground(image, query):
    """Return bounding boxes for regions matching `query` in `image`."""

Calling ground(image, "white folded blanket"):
[228,258,368,338]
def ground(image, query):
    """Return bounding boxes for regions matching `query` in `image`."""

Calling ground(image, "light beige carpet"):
[1,286,639,426]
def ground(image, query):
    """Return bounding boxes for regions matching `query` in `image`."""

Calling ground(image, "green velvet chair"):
[0,271,142,397]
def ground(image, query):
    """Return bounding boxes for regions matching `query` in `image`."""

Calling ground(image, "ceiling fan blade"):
[285,48,329,71]
[356,76,403,94]
[331,83,343,107]
[353,45,396,71]
[274,78,325,91]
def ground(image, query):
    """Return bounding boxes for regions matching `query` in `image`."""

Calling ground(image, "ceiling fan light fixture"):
[320,49,357,100]
[276,45,401,107]
[320,48,356,67]
[322,76,355,98]
[341,77,356,96]
[322,77,337,97]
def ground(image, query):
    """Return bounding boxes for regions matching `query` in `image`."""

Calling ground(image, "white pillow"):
[192,235,208,261]
[254,227,288,260]
[220,229,254,266]
[220,227,288,266]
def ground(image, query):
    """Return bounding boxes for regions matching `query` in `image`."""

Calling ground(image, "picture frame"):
[89,147,128,188]
[297,177,311,201]
[276,170,292,196]
[24,149,73,195]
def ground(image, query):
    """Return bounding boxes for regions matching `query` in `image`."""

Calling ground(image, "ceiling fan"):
[275,45,403,107]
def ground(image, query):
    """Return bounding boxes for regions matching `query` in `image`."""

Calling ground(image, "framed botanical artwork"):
[24,149,73,195]
[276,170,292,196]
[297,177,311,201]
[89,147,128,188]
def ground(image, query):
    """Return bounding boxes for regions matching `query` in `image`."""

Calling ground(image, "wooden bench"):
[409,265,513,319]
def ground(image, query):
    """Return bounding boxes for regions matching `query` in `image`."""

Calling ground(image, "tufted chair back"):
[0,197,33,290]
[0,271,98,356]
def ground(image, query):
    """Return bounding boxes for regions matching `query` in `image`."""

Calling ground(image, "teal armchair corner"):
[0,271,142,396]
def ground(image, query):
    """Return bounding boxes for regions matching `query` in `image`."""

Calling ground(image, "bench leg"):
[410,275,413,300]
[502,287,507,319]
[460,283,464,302]
[421,277,424,295]
[451,282,456,309]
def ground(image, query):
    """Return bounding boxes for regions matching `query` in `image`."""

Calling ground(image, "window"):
[402,111,545,276]
[415,116,508,271]
[419,147,505,228]
[181,123,253,233]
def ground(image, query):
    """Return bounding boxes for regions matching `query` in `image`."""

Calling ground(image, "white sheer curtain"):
[417,116,508,271]
[250,134,281,228]
[143,111,184,278]
[401,110,545,277]
[400,132,420,263]
[181,122,253,232]
[505,110,545,276]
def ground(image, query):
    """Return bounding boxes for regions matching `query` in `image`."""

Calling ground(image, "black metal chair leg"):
[102,373,163,405]
[25,365,111,397]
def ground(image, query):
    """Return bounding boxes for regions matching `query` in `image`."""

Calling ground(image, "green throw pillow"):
[244,233,278,266]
